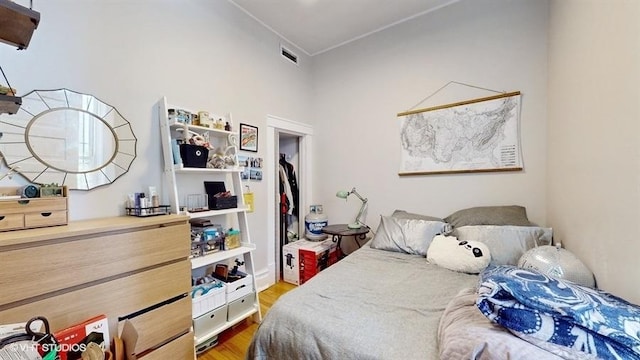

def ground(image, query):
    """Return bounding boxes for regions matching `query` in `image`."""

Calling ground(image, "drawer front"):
[120,296,192,355]
[226,274,253,302]
[227,292,256,321]
[193,304,227,339]
[24,210,67,228]
[0,197,67,214]
[139,331,194,360]
[0,223,190,307]
[0,213,24,231]
[0,260,191,338]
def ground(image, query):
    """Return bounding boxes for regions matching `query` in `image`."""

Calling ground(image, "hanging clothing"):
[280,155,299,217]
[279,164,294,215]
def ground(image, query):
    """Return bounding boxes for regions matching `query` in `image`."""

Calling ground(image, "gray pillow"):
[452,225,553,265]
[391,209,444,222]
[444,205,533,228]
[370,215,447,256]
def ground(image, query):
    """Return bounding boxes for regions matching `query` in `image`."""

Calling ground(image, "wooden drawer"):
[0,260,191,338]
[121,296,192,355]
[0,222,190,307]
[0,196,68,232]
[0,213,24,230]
[24,210,67,228]
[139,331,195,360]
[0,197,67,214]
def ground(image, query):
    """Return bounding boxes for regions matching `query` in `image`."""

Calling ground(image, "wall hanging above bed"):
[397,82,523,176]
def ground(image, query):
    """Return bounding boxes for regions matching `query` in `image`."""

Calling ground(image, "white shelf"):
[158,96,261,347]
[191,243,256,269]
[174,165,244,174]
[169,120,237,137]
[194,306,259,345]
[186,206,249,219]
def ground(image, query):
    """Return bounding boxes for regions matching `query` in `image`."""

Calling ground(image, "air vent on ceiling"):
[280,44,298,65]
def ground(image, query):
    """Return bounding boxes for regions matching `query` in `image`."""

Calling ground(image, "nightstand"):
[322,224,370,258]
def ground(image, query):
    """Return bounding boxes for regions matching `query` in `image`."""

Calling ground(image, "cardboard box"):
[53,315,109,360]
[282,239,338,285]
[282,240,305,285]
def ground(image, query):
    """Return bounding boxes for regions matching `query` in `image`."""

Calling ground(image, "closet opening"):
[266,115,313,288]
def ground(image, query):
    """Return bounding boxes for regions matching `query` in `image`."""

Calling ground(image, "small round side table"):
[322,224,370,258]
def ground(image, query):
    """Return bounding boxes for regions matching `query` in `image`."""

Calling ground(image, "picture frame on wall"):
[239,123,258,152]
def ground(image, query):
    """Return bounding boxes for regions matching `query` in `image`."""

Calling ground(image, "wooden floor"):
[197,281,297,360]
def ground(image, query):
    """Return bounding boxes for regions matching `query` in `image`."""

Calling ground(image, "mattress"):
[247,244,478,360]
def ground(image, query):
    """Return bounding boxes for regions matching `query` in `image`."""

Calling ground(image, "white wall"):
[547,0,640,303]
[0,0,313,274]
[312,0,549,228]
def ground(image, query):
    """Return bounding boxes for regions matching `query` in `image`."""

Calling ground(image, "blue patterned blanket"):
[477,265,640,360]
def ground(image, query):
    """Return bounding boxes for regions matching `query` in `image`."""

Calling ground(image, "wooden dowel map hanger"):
[396,81,524,175]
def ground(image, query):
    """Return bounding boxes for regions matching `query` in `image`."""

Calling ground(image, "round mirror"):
[0,89,137,190]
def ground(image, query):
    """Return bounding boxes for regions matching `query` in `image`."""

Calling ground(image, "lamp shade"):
[336,190,350,199]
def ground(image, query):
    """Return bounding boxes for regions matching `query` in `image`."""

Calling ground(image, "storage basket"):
[208,195,238,210]
[192,283,226,318]
[180,144,208,168]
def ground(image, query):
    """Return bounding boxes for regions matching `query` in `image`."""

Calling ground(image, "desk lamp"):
[336,187,368,229]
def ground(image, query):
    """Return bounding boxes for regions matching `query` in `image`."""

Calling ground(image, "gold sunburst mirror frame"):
[0,88,137,190]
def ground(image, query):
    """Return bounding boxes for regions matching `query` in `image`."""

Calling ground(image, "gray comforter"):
[247,244,478,360]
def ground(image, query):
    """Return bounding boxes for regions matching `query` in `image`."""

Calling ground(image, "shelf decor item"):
[239,123,258,152]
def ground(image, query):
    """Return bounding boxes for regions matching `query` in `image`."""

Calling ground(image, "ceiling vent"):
[280,44,298,65]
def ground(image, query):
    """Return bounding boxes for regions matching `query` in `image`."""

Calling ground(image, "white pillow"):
[427,234,491,274]
[453,225,552,266]
[370,216,447,256]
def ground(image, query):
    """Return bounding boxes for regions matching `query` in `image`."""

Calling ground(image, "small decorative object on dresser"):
[40,183,65,197]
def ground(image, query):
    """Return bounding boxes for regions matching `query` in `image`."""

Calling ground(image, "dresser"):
[0,214,194,359]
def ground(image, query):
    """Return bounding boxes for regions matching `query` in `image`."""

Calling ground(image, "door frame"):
[265,115,313,287]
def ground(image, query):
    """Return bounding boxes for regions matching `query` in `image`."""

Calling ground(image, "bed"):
[247,206,640,360]
[248,245,477,359]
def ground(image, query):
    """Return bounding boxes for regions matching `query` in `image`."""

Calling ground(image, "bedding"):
[477,265,640,360]
[247,244,478,360]
[247,205,585,360]
[444,205,534,228]
[453,225,552,265]
[369,215,447,256]
[391,209,444,222]
[438,288,565,359]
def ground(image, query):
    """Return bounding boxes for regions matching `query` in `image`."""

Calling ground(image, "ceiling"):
[228,0,461,56]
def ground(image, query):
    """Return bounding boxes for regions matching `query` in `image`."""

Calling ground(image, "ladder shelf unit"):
[157,96,261,350]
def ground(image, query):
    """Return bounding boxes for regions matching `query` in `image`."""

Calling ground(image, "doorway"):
[265,115,313,287]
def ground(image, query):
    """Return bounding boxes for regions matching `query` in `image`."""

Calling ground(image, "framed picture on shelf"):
[239,123,258,152]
